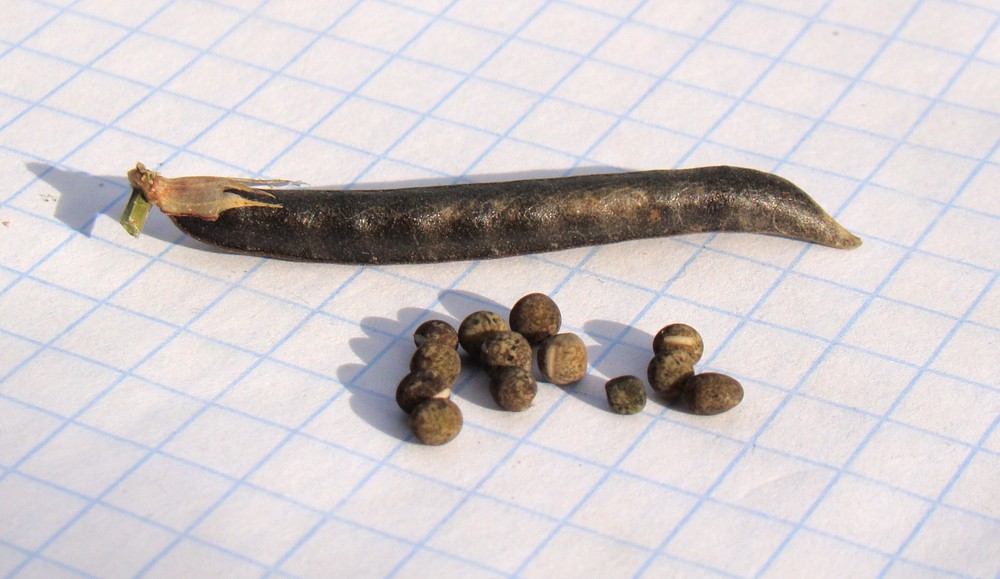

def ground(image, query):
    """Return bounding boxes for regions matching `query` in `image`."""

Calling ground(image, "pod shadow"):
[27,162,128,236]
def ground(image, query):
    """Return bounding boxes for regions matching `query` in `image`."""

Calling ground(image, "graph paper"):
[1,0,998,577]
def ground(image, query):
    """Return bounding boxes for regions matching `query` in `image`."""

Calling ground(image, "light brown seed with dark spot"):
[537,332,588,386]
[647,351,694,403]
[458,311,508,362]
[605,375,647,415]
[395,371,451,414]
[489,367,537,411]
[509,293,561,346]
[414,319,459,350]
[410,342,462,385]
[652,323,703,364]
[685,372,743,415]
[409,398,463,445]
[480,331,532,377]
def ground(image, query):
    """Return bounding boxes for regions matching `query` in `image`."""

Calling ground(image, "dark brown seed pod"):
[647,352,694,403]
[409,398,463,445]
[509,293,561,346]
[414,319,459,350]
[479,331,532,377]
[652,323,704,364]
[605,376,647,415]
[458,311,508,362]
[537,332,588,386]
[395,371,451,414]
[685,372,744,415]
[410,342,462,385]
[122,164,861,263]
[489,367,537,412]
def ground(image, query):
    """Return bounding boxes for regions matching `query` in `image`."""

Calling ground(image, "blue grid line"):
[1,0,1000,576]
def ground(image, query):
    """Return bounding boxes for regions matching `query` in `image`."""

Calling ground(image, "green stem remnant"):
[119,162,861,263]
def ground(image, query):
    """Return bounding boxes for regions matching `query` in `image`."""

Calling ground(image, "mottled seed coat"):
[652,323,704,364]
[395,371,451,414]
[414,319,459,350]
[685,373,744,415]
[537,332,588,386]
[605,376,647,415]
[409,398,463,445]
[479,331,532,377]
[410,342,462,385]
[489,367,537,412]
[509,293,561,346]
[647,352,695,403]
[458,311,508,362]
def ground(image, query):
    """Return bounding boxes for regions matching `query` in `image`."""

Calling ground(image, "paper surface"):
[1,0,999,577]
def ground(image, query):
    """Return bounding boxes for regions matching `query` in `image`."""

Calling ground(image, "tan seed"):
[509,293,561,346]
[652,323,703,364]
[686,372,743,415]
[647,351,694,403]
[537,332,587,386]
[489,367,537,411]
[414,319,459,350]
[605,375,647,415]
[410,342,462,385]
[480,331,532,377]
[395,371,451,414]
[458,311,508,362]
[409,398,463,445]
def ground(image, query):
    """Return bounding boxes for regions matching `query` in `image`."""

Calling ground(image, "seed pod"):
[480,331,532,377]
[686,373,743,415]
[647,351,694,403]
[489,367,537,411]
[410,342,462,385]
[395,371,451,414]
[509,293,561,346]
[652,323,703,364]
[537,332,588,386]
[414,319,459,350]
[458,311,508,361]
[409,398,463,445]
[605,376,647,415]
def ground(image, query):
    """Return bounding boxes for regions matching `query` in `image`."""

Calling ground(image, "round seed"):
[395,371,451,414]
[605,375,647,415]
[414,319,458,350]
[509,293,561,346]
[647,351,694,403]
[686,373,743,415]
[489,367,537,412]
[409,398,463,446]
[480,331,532,377]
[410,342,462,385]
[458,311,508,362]
[652,323,703,364]
[537,332,588,386]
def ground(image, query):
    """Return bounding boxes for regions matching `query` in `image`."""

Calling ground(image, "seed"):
[605,376,647,415]
[537,332,588,386]
[647,351,694,403]
[652,323,703,364]
[395,370,451,414]
[509,293,561,346]
[480,331,532,377]
[458,311,508,361]
[410,342,461,385]
[409,398,463,445]
[489,367,537,411]
[414,319,459,350]
[685,373,743,415]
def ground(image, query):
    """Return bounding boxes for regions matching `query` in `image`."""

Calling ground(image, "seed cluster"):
[397,297,742,446]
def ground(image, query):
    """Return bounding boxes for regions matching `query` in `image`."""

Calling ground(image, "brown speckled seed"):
[537,332,588,386]
[414,319,459,350]
[489,367,537,411]
[410,342,462,385]
[409,398,463,445]
[480,331,532,377]
[605,375,647,415]
[395,371,451,414]
[652,323,703,364]
[647,351,694,403]
[458,311,508,362]
[686,373,743,415]
[509,293,561,346]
